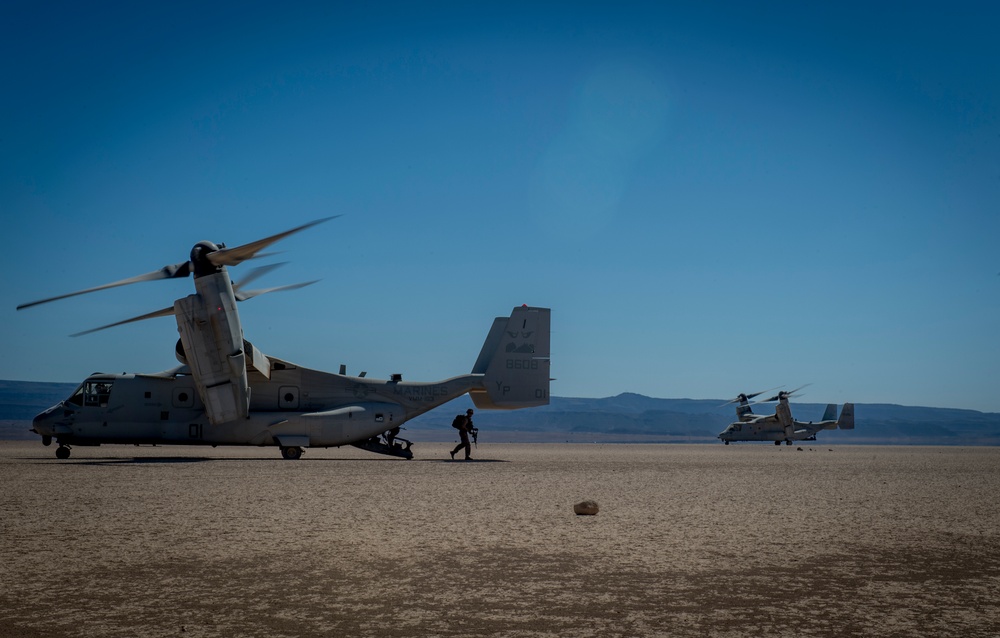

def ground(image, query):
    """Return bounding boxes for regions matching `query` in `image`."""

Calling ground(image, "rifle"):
[470,427,479,448]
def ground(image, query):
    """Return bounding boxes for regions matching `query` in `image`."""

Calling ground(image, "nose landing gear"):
[55,445,71,460]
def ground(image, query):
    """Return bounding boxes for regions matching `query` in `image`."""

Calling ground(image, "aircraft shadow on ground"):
[22,456,510,465]
[64,457,213,466]
[423,458,510,464]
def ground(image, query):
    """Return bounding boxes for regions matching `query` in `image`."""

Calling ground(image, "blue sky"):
[3,1,998,412]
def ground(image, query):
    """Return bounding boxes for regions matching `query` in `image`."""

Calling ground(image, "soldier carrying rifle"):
[449,408,477,461]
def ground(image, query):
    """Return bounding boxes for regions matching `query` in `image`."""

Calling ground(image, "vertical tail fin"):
[470,306,550,409]
[838,403,855,429]
[821,404,837,422]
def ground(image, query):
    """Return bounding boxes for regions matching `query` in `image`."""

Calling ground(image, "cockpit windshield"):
[65,380,114,408]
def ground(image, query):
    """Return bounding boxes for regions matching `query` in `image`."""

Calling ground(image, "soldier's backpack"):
[452,415,465,429]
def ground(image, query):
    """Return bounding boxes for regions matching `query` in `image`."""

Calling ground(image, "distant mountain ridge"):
[2,381,997,445]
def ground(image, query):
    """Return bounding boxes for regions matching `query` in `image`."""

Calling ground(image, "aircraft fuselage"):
[32,360,480,451]
[31,305,552,460]
[717,419,829,444]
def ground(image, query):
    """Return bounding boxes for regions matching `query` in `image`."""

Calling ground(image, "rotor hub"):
[190,241,223,277]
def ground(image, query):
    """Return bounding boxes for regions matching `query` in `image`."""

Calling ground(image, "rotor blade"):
[17,261,191,311]
[748,385,783,399]
[760,383,812,403]
[68,273,311,333]
[718,397,748,407]
[70,306,176,337]
[234,280,319,302]
[232,262,288,292]
[717,386,783,407]
[207,216,338,268]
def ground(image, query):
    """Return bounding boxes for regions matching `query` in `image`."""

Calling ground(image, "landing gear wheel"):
[785,440,792,446]
[55,446,71,460]
[280,446,303,460]
[774,440,781,446]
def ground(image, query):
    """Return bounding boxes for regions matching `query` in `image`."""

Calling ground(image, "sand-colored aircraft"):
[17,219,551,460]
[718,386,854,445]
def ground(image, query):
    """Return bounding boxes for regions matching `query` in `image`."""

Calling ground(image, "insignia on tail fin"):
[470,306,551,410]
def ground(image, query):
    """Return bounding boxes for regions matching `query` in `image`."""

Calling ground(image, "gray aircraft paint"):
[32,306,551,458]
[18,218,551,460]
[718,393,855,445]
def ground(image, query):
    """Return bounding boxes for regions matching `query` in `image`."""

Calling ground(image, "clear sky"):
[3,1,998,412]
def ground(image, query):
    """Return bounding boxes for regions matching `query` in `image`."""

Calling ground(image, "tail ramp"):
[470,306,550,410]
[838,403,855,429]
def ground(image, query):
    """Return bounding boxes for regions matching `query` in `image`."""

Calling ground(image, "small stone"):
[574,500,599,516]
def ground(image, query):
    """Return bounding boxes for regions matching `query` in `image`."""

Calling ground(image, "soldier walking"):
[450,408,474,461]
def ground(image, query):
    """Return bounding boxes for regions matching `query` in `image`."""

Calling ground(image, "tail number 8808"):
[506,359,539,370]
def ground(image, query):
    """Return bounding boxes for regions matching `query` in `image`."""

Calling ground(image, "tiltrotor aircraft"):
[17,218,551,460]
[718,385,854,445]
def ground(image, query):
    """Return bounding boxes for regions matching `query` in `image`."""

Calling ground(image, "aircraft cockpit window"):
[82,381,113,407]
[65,384,85,406]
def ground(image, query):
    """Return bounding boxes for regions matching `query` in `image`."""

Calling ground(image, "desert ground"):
[1,441,998,637]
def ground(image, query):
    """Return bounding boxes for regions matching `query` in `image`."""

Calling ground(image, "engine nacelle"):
[175,337,270,379]
[173,271,249,425]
